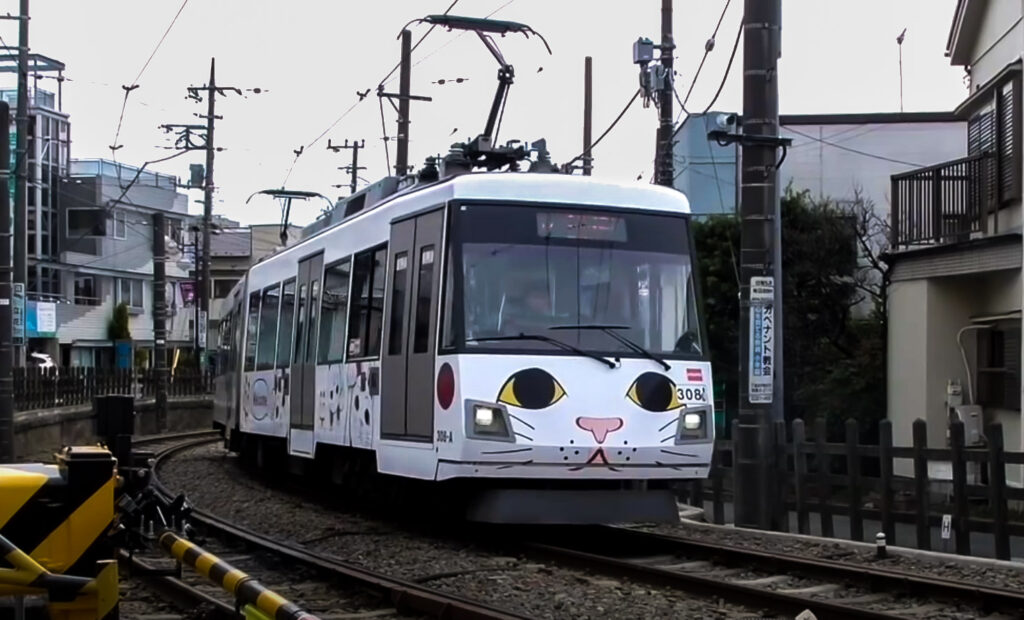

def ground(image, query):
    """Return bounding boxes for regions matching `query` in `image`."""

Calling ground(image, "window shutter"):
[998,81,1021,201]
[968,110,996,155]
[1004,327,1021,411]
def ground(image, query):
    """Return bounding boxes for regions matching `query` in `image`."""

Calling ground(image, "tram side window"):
[255,285,280,370]
[387,253,409,356]
[346,245,387,359]
[294,284,307,363]
[413,246,435,353]
[306,279,321,364]
[318,260,351,365]
[244,291,260,372]
[276,280,296,369]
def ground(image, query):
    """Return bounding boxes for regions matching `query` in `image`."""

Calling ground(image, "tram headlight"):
[682,412,703,430]
[676,405,712,443]
[466,401,513,441]
[475,406,497,427]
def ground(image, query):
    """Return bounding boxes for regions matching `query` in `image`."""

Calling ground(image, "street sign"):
[198,309,207,349]
[748,303,774,403]
[12,283,24,346]
[941,514,952,539]
[750,276,774,304]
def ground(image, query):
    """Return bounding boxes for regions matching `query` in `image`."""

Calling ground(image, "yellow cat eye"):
[626,372,683,412]
[497,368,567,410]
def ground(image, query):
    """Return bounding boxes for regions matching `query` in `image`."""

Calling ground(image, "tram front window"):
[455,204,703,358]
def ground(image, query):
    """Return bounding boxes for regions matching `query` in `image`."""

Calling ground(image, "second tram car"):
[214,170,714,523]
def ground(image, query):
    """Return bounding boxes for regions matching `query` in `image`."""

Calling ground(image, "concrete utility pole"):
[13,0,27,366]
[182,58,249,370]
[654,0,675,187]
[151,212,168,429]
[328,139,366,195]
[733,0,785,530]
[379,30,430,178]
[582,56,593,176]
[0,102,14,462]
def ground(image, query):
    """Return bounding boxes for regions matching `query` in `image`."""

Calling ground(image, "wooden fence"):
[684,418,1022,560]
[14,367,213,412]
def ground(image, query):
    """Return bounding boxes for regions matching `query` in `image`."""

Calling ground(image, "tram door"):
[289,252,324,453]
[381,208,444,440]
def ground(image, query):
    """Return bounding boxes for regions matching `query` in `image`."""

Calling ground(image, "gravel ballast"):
[156,443,761,619]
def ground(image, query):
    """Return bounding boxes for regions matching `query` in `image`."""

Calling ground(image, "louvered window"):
[968,79,1021,205]
[978,326,1021,412]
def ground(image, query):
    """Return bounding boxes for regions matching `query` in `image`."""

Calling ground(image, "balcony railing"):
[890,152,996,250]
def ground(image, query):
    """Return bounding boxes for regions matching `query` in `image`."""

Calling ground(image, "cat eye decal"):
[626,372,684,412]
[497,368,567,410]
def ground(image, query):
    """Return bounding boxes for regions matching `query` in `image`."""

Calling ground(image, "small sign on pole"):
[198,309,208,350]
[748,276,775,404]
[11,283,23,346]
[941,514,952,539]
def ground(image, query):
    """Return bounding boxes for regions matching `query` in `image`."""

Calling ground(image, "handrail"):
[891,151,992,180]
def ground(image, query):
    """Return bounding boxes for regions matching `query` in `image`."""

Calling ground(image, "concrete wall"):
[13,397,213,462]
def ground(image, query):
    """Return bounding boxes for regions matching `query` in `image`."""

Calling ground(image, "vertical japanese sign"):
[198,309,208,349]
[748,276,774,404]
[12,283,24,346]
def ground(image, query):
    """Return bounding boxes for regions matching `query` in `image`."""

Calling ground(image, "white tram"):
[213,164,715,523]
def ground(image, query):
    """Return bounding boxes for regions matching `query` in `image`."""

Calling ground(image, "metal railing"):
[14,367,213,412]
[890,152,996,250]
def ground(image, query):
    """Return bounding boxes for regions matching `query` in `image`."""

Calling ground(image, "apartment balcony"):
[890,152,1002,250]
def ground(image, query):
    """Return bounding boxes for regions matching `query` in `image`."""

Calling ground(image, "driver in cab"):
[501,284,553,336]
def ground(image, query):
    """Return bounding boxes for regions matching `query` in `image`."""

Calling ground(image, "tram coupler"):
[158,529,321,620]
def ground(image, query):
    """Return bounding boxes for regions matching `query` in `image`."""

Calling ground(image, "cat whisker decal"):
[514,432,534,442]
[496,460,534,470]
[658,418,679,433]
[508,414,536,431]
[660,435,674,443]
[659,449,698,458]
[481,447,534,455]
[655,460,686,470]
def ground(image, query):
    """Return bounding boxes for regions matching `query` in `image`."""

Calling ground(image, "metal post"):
[654,0,674,187]
[152,212,168,430]
[583,56,593,176]
[200,58,216,371]
[0,102,14,462]
[13,0,28,366]
[734,0,782,530]
[349,141,360,194]
[192,231,200,367]
[395,29,412,176]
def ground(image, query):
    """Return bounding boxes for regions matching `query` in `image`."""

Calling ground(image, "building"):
[886,0,1022,482]
[56,159,196,367]
[673,111,966,216]
[205,222,301,354]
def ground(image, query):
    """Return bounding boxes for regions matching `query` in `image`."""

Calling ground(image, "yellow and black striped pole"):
[158,530,320,620]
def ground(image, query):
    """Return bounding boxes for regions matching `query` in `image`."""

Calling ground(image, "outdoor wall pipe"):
[956,324,992,406]
[158,530,320,620]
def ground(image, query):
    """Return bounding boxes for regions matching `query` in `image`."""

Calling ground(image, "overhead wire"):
[680,0,732,116]
[701,18,743,115]
[784,126,924,166]
[564,88,641,169]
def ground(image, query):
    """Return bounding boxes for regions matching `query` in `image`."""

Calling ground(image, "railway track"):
[516,524,1024,619]
[146,435,531,620]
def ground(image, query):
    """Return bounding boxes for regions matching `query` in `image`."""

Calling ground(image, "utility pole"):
[13,0,28,366]
[379,30,430,177]
[582,56,593,176]
[733,0,785,530]
[654,0,675,187]
[151,212,168,430]
[179,58,252,370]
[0,101,14,462]
[327,139,366,195]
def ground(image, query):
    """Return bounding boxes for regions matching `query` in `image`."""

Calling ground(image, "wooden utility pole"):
[328,139,366,195]
[396,29,411,175]
[654,0,675,187]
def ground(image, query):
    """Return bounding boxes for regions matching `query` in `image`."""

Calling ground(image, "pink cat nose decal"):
[576,417,624,444]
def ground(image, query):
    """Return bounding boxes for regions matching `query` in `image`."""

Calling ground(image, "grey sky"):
[10,1,966,226]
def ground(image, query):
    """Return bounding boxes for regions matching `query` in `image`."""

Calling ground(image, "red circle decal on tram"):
[437,363,455,410]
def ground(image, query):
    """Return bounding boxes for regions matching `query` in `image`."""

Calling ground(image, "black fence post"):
[845,418,863,542]
[773,419,789,532]
[878,419,895,546]
[987,422,1010,560]
[912,418,930,550]
[711,447,725,525]
[949,420,970,556]
[792,418,809,535]
[814,417,833,538]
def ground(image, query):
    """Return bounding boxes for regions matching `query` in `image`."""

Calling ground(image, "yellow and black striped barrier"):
[159,530,320,620]
[0,446,119,619]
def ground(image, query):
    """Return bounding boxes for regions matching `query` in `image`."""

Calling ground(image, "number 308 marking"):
[676,386,706,402]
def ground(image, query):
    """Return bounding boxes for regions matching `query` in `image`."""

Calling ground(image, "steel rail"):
[151,438,531,620]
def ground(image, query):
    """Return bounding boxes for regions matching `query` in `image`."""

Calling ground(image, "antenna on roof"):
[896,28,907,112]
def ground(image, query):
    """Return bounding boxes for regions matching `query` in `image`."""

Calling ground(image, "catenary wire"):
[564,88,641,169]
[701,18,743,115]
[784,126,923,166]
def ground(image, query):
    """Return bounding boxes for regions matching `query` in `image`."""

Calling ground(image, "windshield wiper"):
[549,324,670,371]
[466,333,617,369]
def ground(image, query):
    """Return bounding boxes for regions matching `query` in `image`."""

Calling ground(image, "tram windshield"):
[450,203,703,358]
